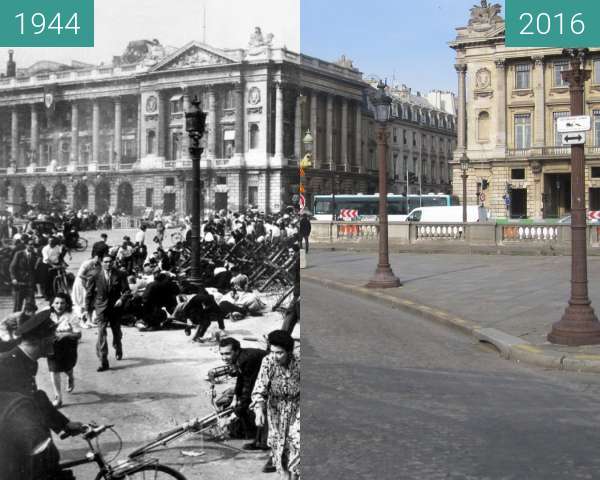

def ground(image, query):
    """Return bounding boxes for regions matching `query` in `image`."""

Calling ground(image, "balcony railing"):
[507,146,600,157]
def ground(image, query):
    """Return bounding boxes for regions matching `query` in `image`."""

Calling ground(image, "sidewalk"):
[302,251,600,372]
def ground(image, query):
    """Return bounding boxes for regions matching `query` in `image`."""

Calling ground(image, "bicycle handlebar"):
[60,423,113,441]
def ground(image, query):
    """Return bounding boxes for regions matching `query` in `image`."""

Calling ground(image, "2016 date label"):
[506,0,600,47]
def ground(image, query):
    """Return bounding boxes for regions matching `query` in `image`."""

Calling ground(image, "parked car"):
[405,206,490,223]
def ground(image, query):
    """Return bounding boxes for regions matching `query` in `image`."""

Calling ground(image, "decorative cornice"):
[494,59,506,69]
[533,56,544,67]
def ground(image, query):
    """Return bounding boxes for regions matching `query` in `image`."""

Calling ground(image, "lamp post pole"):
[300,130,313,212]
[460,153,469,223]
[367,81,401,289]
[185,97,207,287]
[548,48,600,345]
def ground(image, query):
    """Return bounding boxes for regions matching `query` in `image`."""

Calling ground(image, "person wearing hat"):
[9,237,39,312]
[0,311,84,479]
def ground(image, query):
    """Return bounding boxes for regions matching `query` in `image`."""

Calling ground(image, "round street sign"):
[479,192,486,202]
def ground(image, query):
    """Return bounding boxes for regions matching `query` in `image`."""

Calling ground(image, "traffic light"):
[300,153,312,169]
[481,179,489,190]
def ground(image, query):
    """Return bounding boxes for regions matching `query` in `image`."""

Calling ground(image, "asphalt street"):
[301,281,600,480]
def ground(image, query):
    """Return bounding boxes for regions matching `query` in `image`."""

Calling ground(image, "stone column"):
[30,104,38,165]
[234,83,244,156]
[495,59,507,153]
[341,97,348,169]
[455,64,467,154]
[137,96,142,160]
[355,102,362,168]
[70,102,79,165]
[10,107,18,168]
[157,91,166,158]
[294,92,302,160]
[310,92,318,168]
[326,94,333,169]
[181,89,190,161]
[274,82,284,159]
[208,88,217,159]
[114,97,122,168]
[92,99,100,164]
[533,56,545,147]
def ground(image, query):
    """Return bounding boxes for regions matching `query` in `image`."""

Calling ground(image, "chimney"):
[6,50,15,78]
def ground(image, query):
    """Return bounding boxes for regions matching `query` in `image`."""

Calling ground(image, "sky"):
[0,0,509,97]
[301,0,506,95]
[0,0,300,68]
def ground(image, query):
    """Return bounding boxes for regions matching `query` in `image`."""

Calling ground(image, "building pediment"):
[150,42,237,72]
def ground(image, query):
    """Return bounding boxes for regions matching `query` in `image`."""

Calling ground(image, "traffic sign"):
[479,192,486,202]
[299,194,305,211]
[561,132,585,145]
[557,115,591,133]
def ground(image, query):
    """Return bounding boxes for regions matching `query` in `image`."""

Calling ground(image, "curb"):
[302,273,600,373]
[309,242,600,257]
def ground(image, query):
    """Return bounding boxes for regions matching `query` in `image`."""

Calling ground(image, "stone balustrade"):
[311,221,600,248]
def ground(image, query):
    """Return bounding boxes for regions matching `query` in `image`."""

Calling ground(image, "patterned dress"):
[251,353,300,475]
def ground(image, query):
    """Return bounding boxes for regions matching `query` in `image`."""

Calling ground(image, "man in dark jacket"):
[86,256,130,371]
[0,312,84,479]
[218,337,268,449]
[298,213,312,252]
[9,237,39,312]
[91,233,109,259]
[139,272,180,330]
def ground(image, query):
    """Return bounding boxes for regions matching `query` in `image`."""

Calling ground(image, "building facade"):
[451,2,600,219]
[381,84,456,195]
[0,30,376,218]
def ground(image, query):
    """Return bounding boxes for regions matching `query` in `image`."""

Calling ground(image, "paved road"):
[301,281,600,480]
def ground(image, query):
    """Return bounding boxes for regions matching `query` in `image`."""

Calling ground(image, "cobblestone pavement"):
[302,281,600,480]
[3,228,293,479]
[304,250,600,349]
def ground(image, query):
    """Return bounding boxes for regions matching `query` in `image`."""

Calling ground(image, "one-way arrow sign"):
[561,133,585,146]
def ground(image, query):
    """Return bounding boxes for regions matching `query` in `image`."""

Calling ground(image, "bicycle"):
[73,236,88,252]
[58,423,187,479]
[51,264,72,296]
[58,408,234,479]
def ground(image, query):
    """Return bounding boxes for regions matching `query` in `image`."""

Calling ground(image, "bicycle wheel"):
[95,463,187,480]
[53,274,69,295]
[75,237,88,252]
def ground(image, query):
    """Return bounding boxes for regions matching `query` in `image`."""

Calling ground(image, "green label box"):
[0,0,93,47]
[506,0,600,48]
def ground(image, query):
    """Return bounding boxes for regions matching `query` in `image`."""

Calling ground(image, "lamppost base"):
[366,265,401,289]
[548,304,600,346]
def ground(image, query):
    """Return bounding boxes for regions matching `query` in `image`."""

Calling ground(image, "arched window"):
[477,111,490,142]
[147,130,156,155]
[249,124,259,149]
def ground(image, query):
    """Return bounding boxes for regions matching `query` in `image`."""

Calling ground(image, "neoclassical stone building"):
[382,84,456,194]
[451,2,600,219]
[0,30,376,217]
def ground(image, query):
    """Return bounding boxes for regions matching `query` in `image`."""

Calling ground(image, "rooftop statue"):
[468,0,502,32]
[248,27,273,50]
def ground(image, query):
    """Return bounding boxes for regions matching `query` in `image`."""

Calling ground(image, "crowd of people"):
[0,206,309,479]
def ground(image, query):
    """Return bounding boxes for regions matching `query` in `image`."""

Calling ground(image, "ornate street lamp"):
[185,96,207,287]
[548,48,600,345]
[460,153,469,223]
[366,81,401,288]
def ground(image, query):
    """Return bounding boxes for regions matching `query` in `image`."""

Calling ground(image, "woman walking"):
[45,292,81,407]
[252,330,300,479]
[71,253,101,326]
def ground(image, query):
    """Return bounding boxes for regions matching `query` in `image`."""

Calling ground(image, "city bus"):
[312,193,459,221]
